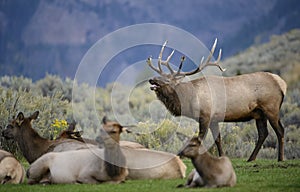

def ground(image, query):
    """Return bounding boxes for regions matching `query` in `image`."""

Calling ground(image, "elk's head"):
[178,136,206,158]
[2,111,39,139]
[96,116,133,146]
[56,121,84,141]
[148,39,225,94]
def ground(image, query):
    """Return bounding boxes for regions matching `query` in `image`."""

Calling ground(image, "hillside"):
[0,0,300,83]
[223,29,300,88]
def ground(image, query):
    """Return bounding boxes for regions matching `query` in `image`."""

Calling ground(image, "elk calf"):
[178,137,236,188]
[0,149,25,184]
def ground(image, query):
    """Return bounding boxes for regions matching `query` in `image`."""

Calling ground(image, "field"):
[0,30,299,191]
[1,159,300,192]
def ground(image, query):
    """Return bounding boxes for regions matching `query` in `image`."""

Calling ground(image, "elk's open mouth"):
[149,79,160,91]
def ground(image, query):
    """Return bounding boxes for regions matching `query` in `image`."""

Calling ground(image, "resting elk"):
[0,149,25,184]
[56,116,186,179]
[178,136,236,188]
[27,124,128,184]
[2,111,95,164]
[99,116,186,180]
[148,39,287,161]
[27,116,186,183]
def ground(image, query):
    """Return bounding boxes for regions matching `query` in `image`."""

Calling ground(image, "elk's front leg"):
[198,118,210,140]
[210,122,224,156]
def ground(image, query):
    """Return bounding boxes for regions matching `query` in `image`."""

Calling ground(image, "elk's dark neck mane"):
[156,85,182,116]
[18,125,52,163]
[104,141,126,179]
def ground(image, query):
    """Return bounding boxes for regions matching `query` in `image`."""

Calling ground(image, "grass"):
[1,159,300,192]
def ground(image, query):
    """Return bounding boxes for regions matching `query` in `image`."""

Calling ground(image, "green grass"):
[1,159,300,192]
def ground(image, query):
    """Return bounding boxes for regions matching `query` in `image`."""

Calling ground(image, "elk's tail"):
[270,74,287,96]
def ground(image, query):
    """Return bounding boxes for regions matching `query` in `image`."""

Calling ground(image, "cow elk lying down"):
[27,116,186,183]
[123,148,186,180]
[60,116,186,180]
[97,116,186,180]
[178,137,236,188]
[27,131,128,184]
[0,149,25,184]
[2,111,96,164]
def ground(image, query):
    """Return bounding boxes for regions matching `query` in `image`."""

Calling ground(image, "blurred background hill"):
[223,29,300,88]
[0,0,300,84]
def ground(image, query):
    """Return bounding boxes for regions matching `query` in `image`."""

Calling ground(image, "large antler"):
[147,40,176,76]
[147,39,225,77]
[178,38,225,76]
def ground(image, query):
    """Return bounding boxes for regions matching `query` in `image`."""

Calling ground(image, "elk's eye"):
[6,125,13,129]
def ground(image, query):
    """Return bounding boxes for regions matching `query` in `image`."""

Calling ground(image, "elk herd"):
[0,39,287,188]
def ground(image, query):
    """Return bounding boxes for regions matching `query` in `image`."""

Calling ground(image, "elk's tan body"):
[178,137,236,188]
[0,149,25,184]
[148,39,286,161]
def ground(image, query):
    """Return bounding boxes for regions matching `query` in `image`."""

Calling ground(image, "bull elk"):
[148,39,287,161]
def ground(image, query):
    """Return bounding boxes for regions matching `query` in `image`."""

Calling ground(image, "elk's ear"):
[102,116,107,125]
[122,127,132,133]
[30,111,39,120]
[197,137,203,145]
[74,130,83,137]
[67,122,76,132]
[16,112,25,126]
[121,127,132,133]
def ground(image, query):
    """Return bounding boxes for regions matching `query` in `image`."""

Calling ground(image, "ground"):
[1,159,300,192]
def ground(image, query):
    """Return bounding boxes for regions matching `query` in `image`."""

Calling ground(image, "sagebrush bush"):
[0,74,299,160]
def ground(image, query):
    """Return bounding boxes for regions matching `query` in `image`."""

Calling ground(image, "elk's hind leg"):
[267,115,285,161]
[247,116,268,162]
[262,104,285,161]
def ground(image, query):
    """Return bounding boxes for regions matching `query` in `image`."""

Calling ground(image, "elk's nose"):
[149,79,154,84]
[177,150,184,158]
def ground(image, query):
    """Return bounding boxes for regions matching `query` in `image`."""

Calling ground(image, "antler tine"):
[161,49,175,74]
[176,38,225,76]
[214,49,226,72]
[147,56,164,75]
[176,56,186,75]
[205,38,218,66]
[199,48,225,72]
[157,40,176,74]
[158,40,168,72]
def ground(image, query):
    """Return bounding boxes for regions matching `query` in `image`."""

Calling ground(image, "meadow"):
[1,159,299,192]
[0,30,299,191]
